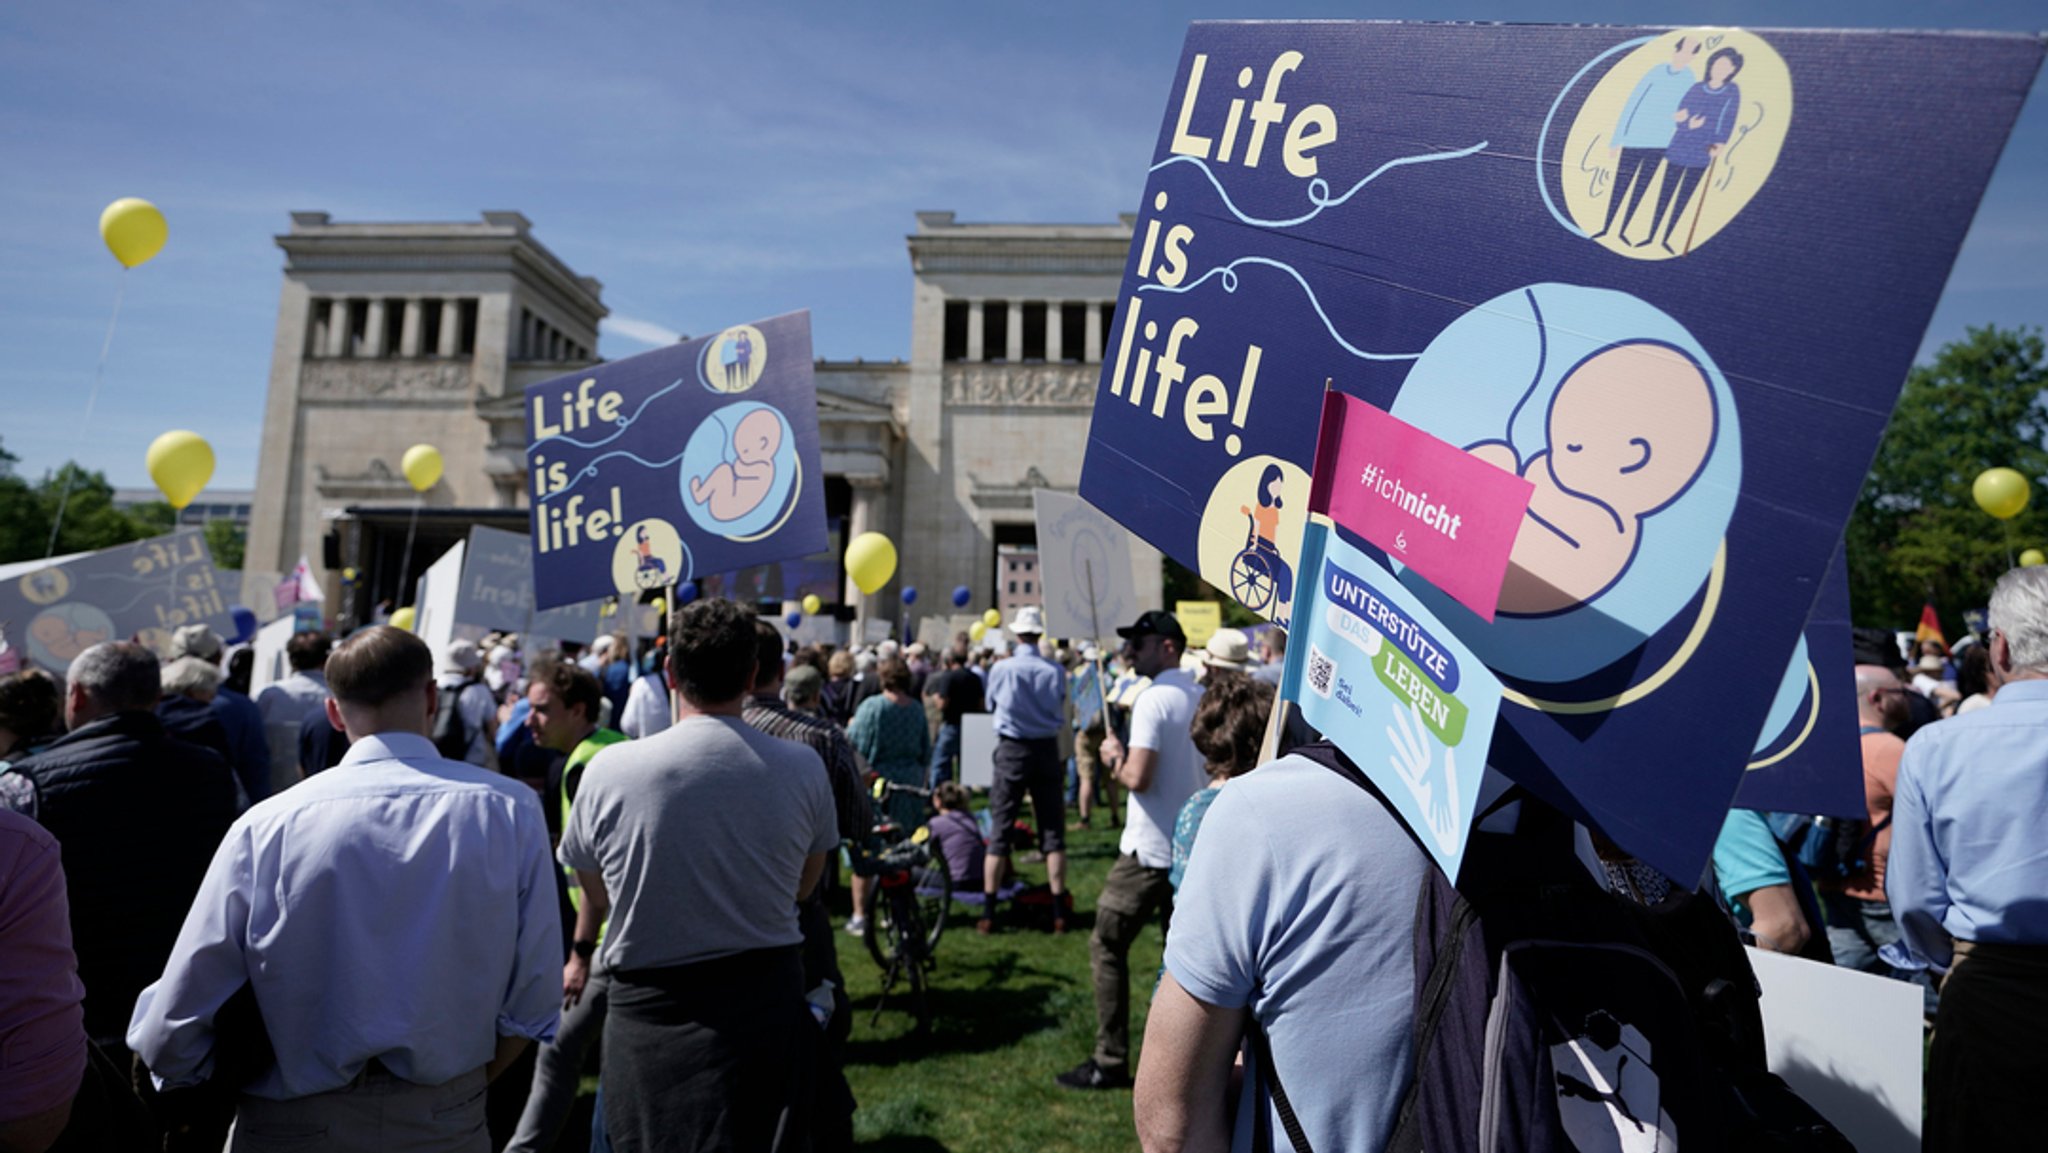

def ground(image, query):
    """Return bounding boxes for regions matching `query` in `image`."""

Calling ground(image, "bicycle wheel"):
[916,841,950,955]
[862,890,891,971]
[895,899,932,1038]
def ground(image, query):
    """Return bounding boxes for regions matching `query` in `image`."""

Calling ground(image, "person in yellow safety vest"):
[503,658,627,1152]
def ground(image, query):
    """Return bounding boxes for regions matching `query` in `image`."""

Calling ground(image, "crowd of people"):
[2,564,2044,1151]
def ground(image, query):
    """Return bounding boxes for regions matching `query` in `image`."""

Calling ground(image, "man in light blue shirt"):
[129,625,560,1153]
[1590,35,1701,244]
[979,605,1072,932]
[1889,566,2048,1149]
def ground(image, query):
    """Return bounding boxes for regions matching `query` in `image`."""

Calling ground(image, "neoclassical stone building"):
[244,209,1160,633]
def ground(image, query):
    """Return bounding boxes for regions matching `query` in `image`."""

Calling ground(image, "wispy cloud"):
[601,315,684,347]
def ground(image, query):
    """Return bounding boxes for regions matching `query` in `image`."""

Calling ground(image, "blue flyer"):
[1079,22,2040,881]
[1283,519,1504,880]
[525,311,828,610]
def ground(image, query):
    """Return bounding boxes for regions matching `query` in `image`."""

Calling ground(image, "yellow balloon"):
[100,198,167,268]
[389,606,416,632]
[402,444,444,493]
[982,608,1002,628]
[342,567,359,581]
[845,531,897,596]
[2022,549,2046,568]
[1973,467,2030,521]
[146,430,214,510]
[969,620,987,643]
[802,593,823,616]
[651,598,666,615]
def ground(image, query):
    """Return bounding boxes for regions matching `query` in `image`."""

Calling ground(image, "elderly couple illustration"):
[1591,35,1747,255]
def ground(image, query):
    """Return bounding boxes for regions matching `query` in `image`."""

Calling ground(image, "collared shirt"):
[256,670,329,784]
[127,731,561,1100]
[1889,679,2048,971]
[745,694,872,845]
[985,642,1067,740]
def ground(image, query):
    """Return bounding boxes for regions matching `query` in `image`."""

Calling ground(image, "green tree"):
[205,517,246,571]
[0,438,179,564]
[1846,325,2048,632]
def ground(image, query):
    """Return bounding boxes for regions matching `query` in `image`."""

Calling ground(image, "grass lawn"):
[838,815,1158,1153]
[554,813,1157,1153]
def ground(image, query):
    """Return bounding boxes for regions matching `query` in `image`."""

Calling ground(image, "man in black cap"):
[1060,610,1205,1091]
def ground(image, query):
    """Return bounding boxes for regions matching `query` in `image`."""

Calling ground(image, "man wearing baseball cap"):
[1060,609,1205,1090]
[980,604,1070,934]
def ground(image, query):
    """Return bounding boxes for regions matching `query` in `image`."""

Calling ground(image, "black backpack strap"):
[1247,1014,1314,1153]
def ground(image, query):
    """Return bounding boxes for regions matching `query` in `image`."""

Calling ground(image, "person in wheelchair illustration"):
[633,525,667,586]
[1232,463,1294,624]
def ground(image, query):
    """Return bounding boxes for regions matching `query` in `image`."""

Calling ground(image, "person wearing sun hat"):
[1197,628,1252,682]
[980,604,1070,934]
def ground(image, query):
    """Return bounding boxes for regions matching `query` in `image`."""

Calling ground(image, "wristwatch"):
[572,939,597,960]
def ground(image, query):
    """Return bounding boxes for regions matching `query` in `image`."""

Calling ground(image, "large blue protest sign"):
[1078,22,2041,881]
[526,311,828,610]
[0,530,235,674]
[1282,519,1504,881]
[1736,545,1864,820]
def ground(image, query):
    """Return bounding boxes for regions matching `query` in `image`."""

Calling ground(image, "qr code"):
[1306,643,1336,699]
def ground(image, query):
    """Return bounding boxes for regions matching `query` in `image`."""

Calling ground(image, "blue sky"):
[2,1,2041,490]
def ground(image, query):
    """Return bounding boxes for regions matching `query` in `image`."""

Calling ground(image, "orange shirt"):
[1842,728,1905,902]
[1250,503,1280,544]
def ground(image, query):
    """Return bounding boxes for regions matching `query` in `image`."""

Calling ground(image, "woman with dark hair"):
[1169,674,1276,893]
[1644,46,1745,254]
[0,670,63,765]
[1953,642,1996,715]
[848,656,932,831]
[1238,463,1296,619]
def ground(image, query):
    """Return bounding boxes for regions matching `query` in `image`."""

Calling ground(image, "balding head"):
[1853,663,1903,730]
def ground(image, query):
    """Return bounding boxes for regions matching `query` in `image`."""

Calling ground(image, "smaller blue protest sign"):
[526,311,828,610]
[1736,546,1864,819]
[1283,518,1504,880]
[0,530,235,675]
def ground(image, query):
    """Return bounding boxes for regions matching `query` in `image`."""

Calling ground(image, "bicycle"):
[848,778,953,1038]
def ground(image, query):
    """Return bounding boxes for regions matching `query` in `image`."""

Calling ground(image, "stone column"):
[437,299,461,358]
[326,298,350,358]
[1005,301,1023,362]
[1046,302,1063,363]
[364,300,388,358]
[400,299,423,357]
[1085,301,1104,363]
[843,478,885,633]
[965,301,984,362]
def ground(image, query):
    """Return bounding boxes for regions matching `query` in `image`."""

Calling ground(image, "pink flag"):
[1308,391,1532,622]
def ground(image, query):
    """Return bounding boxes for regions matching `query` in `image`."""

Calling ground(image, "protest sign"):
[525,311,828,610]
[1283,519,1505,879]
[412,539,469,666]
[1737,545,1864,819]
[0,529,236,675]
[1748,948,1922,1152]
[1175,601,1222,649]
[248,614,295,697]
[456,525,606,643]
[1079,22,2041,881]
[1308,391,1532,622]
[960,713,998,790]
[1033,489,1141,643]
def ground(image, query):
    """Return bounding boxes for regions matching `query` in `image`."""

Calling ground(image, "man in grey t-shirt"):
[559,597,836,1152]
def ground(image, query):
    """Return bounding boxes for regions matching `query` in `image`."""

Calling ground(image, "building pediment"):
[314,458,417,500]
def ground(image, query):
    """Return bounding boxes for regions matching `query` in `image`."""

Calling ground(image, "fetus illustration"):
[1468,340,1716,616]
[688,407,785,522]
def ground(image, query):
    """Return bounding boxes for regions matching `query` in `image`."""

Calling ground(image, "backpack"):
[1252,742,1851,1153]
[432,680,472,760]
